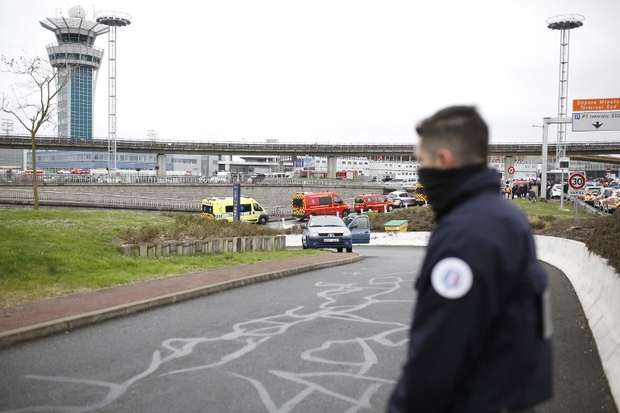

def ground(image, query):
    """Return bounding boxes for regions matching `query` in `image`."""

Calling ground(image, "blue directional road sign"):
[573,112,620,132]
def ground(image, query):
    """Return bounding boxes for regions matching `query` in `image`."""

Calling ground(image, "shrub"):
[118,224,164,244]
[586,211,620,273]
[364,207,436,232]
[119,213,281,244]
[530,220,547,230]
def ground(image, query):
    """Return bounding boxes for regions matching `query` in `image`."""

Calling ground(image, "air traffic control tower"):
[40,5,109,139]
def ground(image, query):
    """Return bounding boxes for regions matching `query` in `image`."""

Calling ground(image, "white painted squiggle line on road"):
[3,274,413,413]
[235,370,393,413]
[301,337,378,375]
[232,275,413,412]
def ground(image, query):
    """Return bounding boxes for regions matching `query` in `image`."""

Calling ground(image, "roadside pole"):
[540,119,549,201]
[574,198,578,221]
[568,171,586,222]
[540,117,571,202]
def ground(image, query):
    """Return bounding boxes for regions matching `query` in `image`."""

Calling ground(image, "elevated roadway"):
[1,134,620,157]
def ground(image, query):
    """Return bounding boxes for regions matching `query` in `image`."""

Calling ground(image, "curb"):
[0,254,363,349]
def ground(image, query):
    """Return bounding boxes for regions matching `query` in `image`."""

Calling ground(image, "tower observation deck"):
[40,5,109,140]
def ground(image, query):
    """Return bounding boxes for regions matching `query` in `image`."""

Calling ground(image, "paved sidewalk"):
[0,252,362,349]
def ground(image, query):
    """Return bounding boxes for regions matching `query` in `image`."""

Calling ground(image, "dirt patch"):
[533,215,610,244]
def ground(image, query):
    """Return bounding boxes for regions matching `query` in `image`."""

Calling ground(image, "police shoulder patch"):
[430,257,473,299]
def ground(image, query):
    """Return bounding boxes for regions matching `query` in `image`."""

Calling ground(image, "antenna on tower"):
[94,11,132,179]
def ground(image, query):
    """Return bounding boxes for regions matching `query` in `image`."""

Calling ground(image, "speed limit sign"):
[568,171,586,196]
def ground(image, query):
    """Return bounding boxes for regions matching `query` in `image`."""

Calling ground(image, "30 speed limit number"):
[568,172,586,196]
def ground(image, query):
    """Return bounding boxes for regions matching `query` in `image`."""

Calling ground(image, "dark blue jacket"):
[388,167,553,413]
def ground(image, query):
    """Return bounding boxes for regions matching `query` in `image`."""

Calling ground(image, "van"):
[201,196,269,224]
[412,183,427,206]
[353,194,394,213]
[216,171,231,183]
[292,191,351,220]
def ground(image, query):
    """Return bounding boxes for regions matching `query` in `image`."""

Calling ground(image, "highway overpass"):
[1,134,620,157]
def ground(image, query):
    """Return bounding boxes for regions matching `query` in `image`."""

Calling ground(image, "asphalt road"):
[0,247,616,412]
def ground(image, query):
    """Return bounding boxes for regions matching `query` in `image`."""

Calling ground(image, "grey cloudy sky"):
[1,0,619,144]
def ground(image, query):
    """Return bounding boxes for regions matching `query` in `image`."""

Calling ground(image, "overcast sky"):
[1,0,619,145]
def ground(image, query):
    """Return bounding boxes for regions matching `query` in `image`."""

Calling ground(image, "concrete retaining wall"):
[119,235,286,257]
[535,236,620,409]
[0,184,380,215]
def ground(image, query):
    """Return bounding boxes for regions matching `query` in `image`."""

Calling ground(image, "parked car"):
[550,184,564,199]
[386,191,416,208]
[583,187,602,205]
[354,194,394,213]
[301,214,370,252]
[601,189,620,214]
[594,188,616,210]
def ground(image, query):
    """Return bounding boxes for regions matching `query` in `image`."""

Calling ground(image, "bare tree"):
[0,55,71,209]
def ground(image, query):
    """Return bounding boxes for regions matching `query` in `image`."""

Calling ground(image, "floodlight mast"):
[95,11,132,179]
[546,14,584,166]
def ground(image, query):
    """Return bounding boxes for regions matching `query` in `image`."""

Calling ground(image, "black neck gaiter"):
[418,163,487,218]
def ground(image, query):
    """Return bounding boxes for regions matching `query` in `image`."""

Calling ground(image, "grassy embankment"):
[2,198,617,309]
[0,209,321,309]
[364,197,598,232]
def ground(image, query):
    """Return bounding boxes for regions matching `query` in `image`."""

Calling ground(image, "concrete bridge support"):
[156,154,166,176]
[327,156,337,179]
[504,155,514,181]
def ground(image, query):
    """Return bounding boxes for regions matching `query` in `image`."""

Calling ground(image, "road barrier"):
[535,236,620,409]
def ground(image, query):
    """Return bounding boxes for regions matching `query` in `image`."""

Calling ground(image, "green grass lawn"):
[0,209,322,309]
[510,197,598,220]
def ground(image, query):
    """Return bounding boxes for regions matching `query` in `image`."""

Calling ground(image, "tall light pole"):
[546,14,584,165]
[95,11,132,179]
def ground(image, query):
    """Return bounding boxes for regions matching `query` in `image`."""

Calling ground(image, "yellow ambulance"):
[200,196,269,224]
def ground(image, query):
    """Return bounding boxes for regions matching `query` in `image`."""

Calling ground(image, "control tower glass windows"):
[57,33,94,46]
[49,53,100,65]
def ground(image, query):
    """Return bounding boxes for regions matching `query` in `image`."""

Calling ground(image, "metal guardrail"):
[551,193,608,217]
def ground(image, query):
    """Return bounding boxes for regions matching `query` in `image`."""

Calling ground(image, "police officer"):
[387,106,553,413]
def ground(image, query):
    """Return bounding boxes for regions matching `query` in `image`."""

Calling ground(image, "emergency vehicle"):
[201,196,269,224]
[413,183,428,206]
[292,191,351,220]
[353,194,394,213]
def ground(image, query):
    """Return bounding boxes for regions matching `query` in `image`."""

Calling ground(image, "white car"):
[386,190,416,208]
[550,184,564,199]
